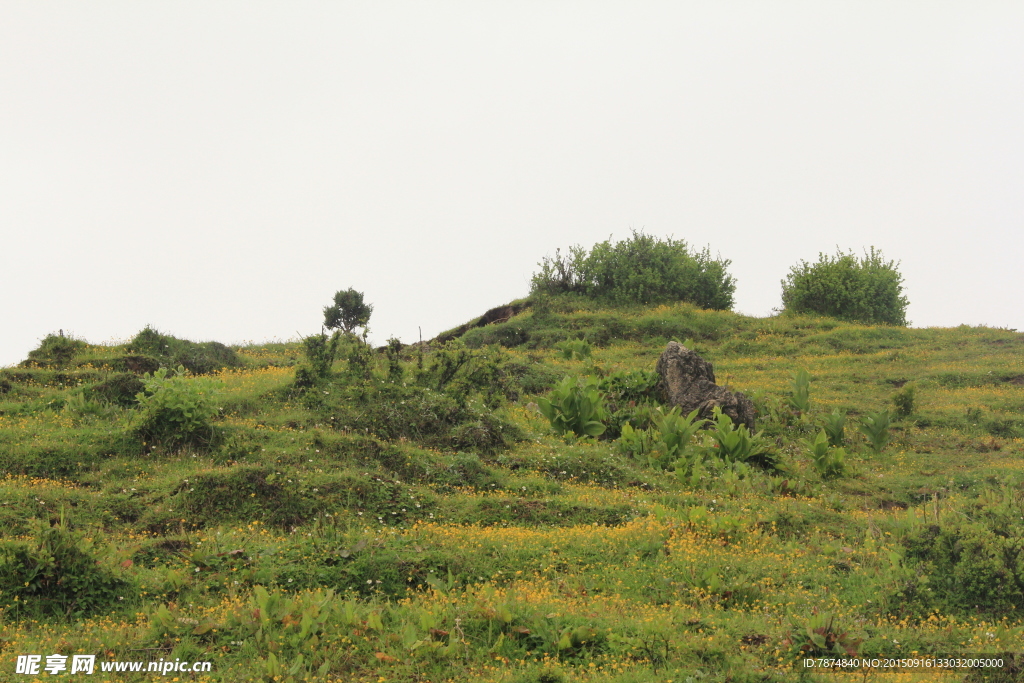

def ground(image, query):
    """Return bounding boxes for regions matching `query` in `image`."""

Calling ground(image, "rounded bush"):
[531,231,736,310]
[780,247,909,325]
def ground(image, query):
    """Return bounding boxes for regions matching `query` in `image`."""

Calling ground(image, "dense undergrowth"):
[1,303,1023,682]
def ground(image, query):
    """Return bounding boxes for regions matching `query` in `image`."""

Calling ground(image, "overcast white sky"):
[2,2,1022,367]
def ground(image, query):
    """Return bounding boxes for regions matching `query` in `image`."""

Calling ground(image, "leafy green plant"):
[323,288,373,335]
[134,366,224,448]
[531,230,736,310]
[555,338,592,360]
[820,408,846,447]
[706,408,776,469]
[858,410,891,453]
[802,430,848,479]
[892,383,916,419]
[616,422,654,460]
[537,376,608,438]
[781,246,909,325]
[650,407,705,469]
[788,368,811,414]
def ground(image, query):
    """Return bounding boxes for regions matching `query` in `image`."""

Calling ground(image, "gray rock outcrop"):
[655,341,756,430]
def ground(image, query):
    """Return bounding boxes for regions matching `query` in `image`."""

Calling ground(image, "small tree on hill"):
[780,247,909,326]
[323,288,373,335]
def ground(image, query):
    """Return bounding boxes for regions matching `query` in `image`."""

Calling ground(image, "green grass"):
[1,308,1023,682]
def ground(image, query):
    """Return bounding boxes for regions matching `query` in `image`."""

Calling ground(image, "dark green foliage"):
[128,326,242,374]
[531,231,736,310]
[903,515,1024,613]
[23,333,89,368]
[601,369,661,439]
[294,332,342,388]
[326,381,521,454]
[892,384,916,419]
[425,341,517,408]
[87,372,144,407]
[323,288,373,334]
[0,518,133,617]
[385,337,404,383]
[781,247,909,325]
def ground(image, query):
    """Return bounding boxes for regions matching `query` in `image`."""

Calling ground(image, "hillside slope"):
[1,303,1022,682]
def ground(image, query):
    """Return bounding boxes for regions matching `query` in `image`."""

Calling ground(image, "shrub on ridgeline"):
[780,247,909,325]
[22,333,88,368]
[531,230,736,310]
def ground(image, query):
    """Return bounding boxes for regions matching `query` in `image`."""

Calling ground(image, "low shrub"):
[87,372,145,407]
[133,366,224,449]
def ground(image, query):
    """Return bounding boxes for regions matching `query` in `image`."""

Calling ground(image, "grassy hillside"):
[1,305,1023,682]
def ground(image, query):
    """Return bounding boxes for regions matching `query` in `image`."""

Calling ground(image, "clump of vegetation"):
[858,410,891,453]
[803,430,848,479]
[531,230,736,310]
[820,408,847,447]
[293,331,343,389]
[22,333,89,368]
[128,326,242,374]
[0,517,133,618]
[86,372,145,407]
[781,247,909,325]
[536,375,608,438]
[787,368,811,414]
[133,366,224,449]
[892,383,916,419]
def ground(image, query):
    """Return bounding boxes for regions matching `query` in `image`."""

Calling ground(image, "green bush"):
[820,408,847,447]
[531,231,736,310]
[134,366,224,449]
[788,368,811,414]
[892,384,916,419]
[780,247,909,325]
[87,372,145,407]
[294,332,342,388]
